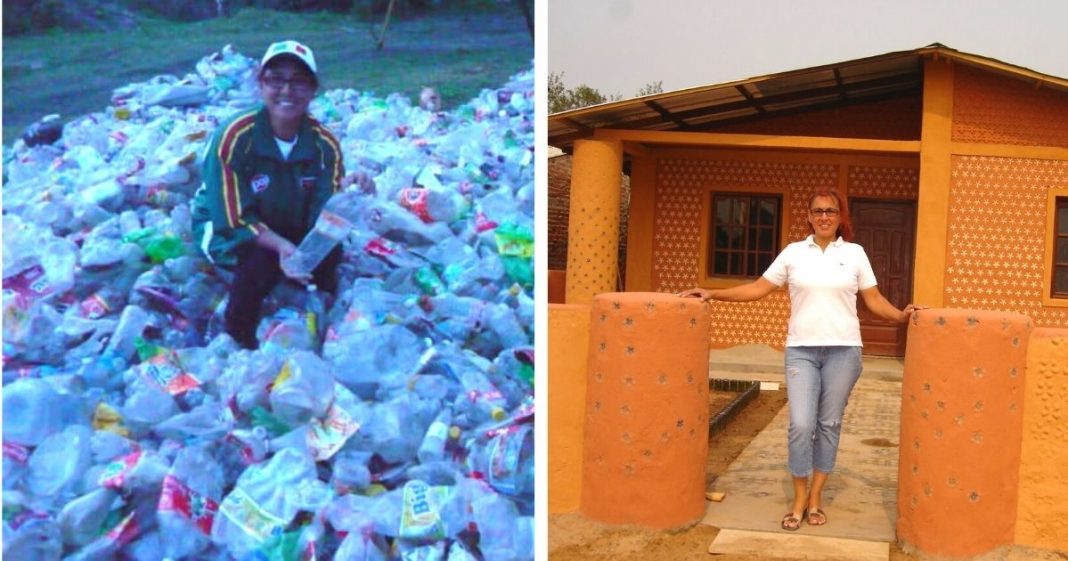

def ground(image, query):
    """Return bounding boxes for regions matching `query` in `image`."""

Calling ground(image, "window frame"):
[1043,189,1068,307]
[698,190,785,287]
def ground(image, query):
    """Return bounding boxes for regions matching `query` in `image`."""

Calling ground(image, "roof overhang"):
[549,44,1068,153]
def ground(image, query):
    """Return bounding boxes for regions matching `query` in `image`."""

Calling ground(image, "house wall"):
[548,155,573,271]
[952,65,1068,147]
[944,66,1068,329]
[648,150,917,349]
[945,156,1068,327]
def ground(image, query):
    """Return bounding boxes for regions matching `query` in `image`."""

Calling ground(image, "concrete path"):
[704,345,904,557]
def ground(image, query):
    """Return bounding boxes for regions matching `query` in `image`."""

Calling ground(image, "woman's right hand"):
[257,228,312,284]
[677,288,715,301]
[276,239,312,284]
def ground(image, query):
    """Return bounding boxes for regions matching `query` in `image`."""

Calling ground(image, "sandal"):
[781,512,803,531]
[807,508,827,526]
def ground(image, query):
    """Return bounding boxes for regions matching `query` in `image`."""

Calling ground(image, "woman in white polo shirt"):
[680,189,925,532]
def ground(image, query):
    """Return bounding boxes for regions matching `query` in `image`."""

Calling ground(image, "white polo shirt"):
[762,235,877,347]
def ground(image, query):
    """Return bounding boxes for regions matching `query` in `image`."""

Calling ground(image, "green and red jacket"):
[192,107,343,266]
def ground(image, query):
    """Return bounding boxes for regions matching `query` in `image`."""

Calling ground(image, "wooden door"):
[852,200,916,357]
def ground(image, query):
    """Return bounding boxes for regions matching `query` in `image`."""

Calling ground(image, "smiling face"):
[807,195,841,242]
[259,56,317,133]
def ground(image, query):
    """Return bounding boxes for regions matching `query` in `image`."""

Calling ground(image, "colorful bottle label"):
[400,188,432,223]
[399,480,447,540]
[5,265,54,299]
[218,487,286,543]
[92,402,130,436]
[99,450,143,489]
[306,403,360,461]
[158,474,219,534]
[137,353,201,395]
[314,209,352,240]
[78,293,112,319]
[2,442,29,464]
[104,511,141,547]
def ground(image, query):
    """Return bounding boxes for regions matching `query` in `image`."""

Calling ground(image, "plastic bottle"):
[281,191,360,278]
[58,487,120,547]
[26,425,93,504]
[464,492,532,561]
[157,446,224,560]
[452,370,508,427]
[331,450,374,493]
[417,408,453,464]
[335,530,390,561]
[305,283,325,348]
[2,378,89,446]
[104,304,150,360]
[2,514,64,561]
[76,286,127,319]
[465,423,533,498]
[211,448,316,558]
[268,351,336,426]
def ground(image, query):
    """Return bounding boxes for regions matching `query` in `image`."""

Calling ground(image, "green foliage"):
[548,71,618,113]
[636,80,663,97]
[548,72,662,114]
[3,7,530,145]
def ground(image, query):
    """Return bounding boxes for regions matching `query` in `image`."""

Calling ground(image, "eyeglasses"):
[261,75,316,94]
[809,208,840,217]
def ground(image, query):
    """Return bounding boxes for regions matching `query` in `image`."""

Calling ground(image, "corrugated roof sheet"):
[548,44,1068,151]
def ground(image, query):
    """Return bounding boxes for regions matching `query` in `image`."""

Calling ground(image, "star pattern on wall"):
[849,166,920,200]
[652,158,839,347]
[946,156,1068,327]
[952,65,1068,147]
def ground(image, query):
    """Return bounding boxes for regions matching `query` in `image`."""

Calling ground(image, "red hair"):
[807,189,854,241]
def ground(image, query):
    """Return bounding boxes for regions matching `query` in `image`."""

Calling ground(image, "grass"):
[2,6,532,146]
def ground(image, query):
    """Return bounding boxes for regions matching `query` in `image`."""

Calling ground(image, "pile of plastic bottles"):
[2,45,534,561]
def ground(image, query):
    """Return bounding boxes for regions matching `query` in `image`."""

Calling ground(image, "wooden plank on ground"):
[708,529,888,561]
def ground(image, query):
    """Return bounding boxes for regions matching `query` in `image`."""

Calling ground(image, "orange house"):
[548,44,1068,357]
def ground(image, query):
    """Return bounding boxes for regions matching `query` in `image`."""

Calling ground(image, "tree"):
[636,80,663,97]
[548,72,620,113]
[548,72,663,113]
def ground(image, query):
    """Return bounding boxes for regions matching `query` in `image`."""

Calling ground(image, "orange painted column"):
[548,303,591,513]
[897,308,1032,558]
[914,57,954,307]
[624,154,656,292]
[565,139,622,305]
[1016,327,1068,551]
[580,292,710,528]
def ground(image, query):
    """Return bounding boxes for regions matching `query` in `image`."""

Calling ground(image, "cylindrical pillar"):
[581,292,710,528]
[565,139,622,305]
[897,308,1032,558]
[548,303,591,513]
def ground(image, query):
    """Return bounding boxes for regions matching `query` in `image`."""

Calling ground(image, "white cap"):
[261,40,317,75]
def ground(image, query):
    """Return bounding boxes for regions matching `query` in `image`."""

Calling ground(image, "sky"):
[548,0,1068,98]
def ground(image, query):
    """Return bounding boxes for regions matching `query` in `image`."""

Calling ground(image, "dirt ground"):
[548,390,922,561]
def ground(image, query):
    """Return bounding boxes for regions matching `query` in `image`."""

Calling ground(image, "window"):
[707,193,781,278]
[1054,197,1068,298]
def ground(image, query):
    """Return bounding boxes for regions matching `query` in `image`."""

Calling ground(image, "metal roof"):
[548,44,1068,151]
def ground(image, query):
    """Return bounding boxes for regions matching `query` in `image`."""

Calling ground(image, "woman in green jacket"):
[192,40,365,349]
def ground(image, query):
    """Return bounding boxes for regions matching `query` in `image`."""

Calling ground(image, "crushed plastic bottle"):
[281,190,361,278]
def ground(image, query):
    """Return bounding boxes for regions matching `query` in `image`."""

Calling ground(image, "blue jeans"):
[784,346,863,477]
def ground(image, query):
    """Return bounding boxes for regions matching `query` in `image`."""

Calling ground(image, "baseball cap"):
[261,40,317,75]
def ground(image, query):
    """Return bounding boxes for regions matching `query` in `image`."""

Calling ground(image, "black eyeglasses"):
[261,75,316,94]
[809,208,840,217]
